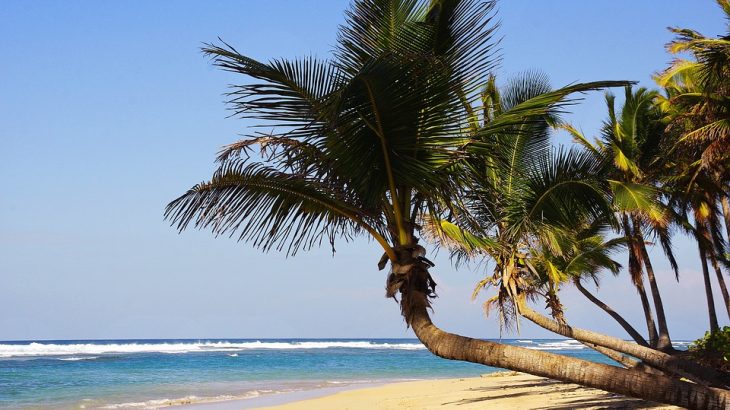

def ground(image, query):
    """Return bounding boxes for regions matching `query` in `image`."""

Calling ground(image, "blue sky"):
[0,0,726,340]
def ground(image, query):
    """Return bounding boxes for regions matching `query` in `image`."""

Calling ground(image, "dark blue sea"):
[0,338,691,409]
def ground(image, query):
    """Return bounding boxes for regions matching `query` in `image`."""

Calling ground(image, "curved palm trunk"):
[516,299,729,388]
[392,255,730,399]
[404,294,730,409]
[634,225,673,352]
[574,279,649,347]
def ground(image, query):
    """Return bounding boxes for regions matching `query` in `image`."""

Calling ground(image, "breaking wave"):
[523,340,586,351]
[56,356,100,361]
[0,340,426,358]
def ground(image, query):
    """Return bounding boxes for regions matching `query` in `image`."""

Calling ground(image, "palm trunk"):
[623,215,659,346]
[701,246,721,333]
[516,298,728,388]
[698,219,721,333]
[389,235,730,409]
[581,342,637,369]
[709,249,730,320]
[634,222,673,351]
[408,304,730,409]
[574,279,648,347]
[722,195,730,242]
[636,275,660,347]
[584,344,665,376]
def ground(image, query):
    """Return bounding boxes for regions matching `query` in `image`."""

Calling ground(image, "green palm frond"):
[165,162,381,256]
[599,87,664,179]
[203,44,341,133]
[169,0,509,272]
[336,0,429,71]
[420,217,500,259]
[558,123,600,158]
[679,118,730,145]
[654,59,700,88]
[474,80,632,143]
[608,181,666,225]
[505,148,611,240]
[660,1,730,177]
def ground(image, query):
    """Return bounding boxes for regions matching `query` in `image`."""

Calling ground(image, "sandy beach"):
[180,372,680,409]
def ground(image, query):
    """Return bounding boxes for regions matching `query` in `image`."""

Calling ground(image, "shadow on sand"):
[441,377,671,409]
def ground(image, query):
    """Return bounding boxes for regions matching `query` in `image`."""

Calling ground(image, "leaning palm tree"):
[166,0,730,407]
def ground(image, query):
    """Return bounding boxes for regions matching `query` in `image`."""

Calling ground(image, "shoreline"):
[175,382,388,409]
[174,372,680,410]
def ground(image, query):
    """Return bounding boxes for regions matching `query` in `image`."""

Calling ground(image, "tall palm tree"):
[657,0,730,253]
[566,87,677,351]
[656,0,730,325]
[166,1,730,407]
[657,0,730,173]
[664,160,730,328]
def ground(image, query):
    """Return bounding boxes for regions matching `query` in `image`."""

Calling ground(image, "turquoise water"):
[0,338,690,409]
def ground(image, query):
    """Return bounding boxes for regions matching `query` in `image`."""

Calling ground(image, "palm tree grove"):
[165,0,730,408]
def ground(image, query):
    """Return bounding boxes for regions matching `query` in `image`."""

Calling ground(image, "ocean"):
[0,338,692,409]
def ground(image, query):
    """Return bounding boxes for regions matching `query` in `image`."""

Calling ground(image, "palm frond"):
[420,217,499,259]
[505,148,611,240]
[608,181,667,226]
[165,162,380,256]
[216,134,331,176]
[474,81,632,141]
[202,44,341,134]
[558,123,601,158]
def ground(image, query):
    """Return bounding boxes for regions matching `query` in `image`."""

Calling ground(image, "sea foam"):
[525,340,586,351]
[0,340,426,358]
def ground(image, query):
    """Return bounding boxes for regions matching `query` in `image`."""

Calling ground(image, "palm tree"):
[533,224,651,347]
[165,1,730,407]
[657,0,730,174]
[566,87,677,352]
[664,159,730,328]
[657,0,730,244]
[656,0,730,325]
[419,73,722,384]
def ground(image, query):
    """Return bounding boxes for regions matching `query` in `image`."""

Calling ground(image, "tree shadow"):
[476,380,564,390]
[441,378,671,409]
[533,395,670,410]
[442,390,540,405]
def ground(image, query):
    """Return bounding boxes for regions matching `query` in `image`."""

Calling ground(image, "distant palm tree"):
[166,0,730,407]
